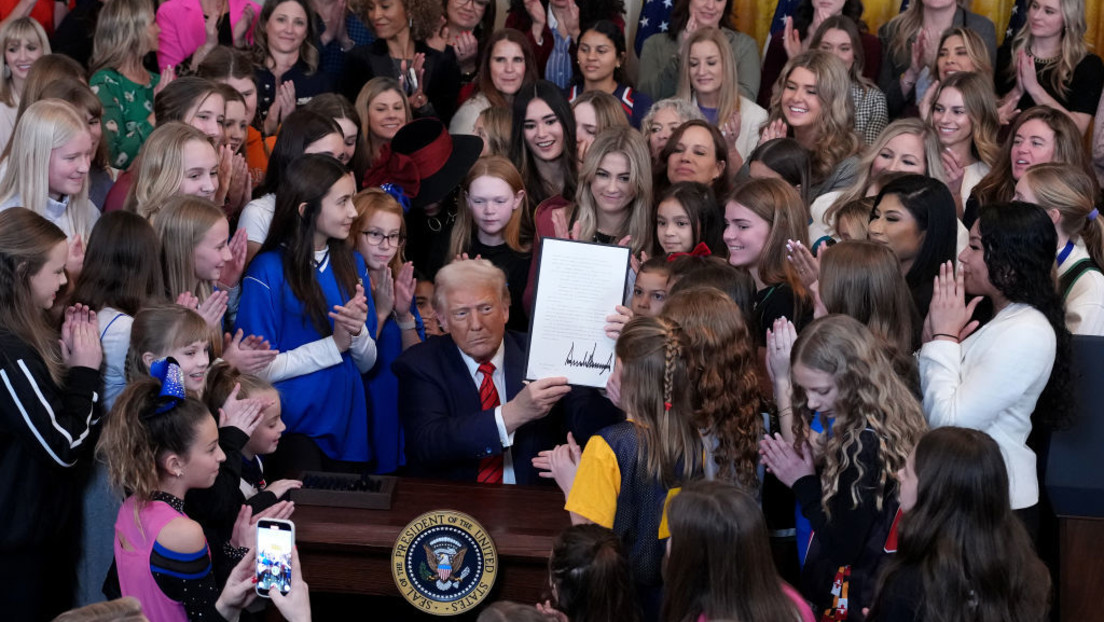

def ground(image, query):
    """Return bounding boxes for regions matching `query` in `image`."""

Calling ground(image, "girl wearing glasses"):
[351,187,424,474]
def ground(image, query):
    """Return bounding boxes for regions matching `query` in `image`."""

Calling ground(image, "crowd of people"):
[0,0,1100,619]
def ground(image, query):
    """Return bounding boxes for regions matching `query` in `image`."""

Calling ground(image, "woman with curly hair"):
[867,427,1051,622]
[252,0,332,136]
[762,50,861,202]
[760,314,928,621]
[504,0,624,90]
[997,0,1103,135]
[920,201,1073,532]
[661,287,763,492]
[808,16,886,147]
[342,0,460,125]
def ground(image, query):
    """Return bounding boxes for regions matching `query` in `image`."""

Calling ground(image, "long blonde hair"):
[574,126,653,255]
[825,118,946,227]
[152,195,227,301]
[1021,163,1104,268]
[0,17,49,107]
[885,0,972,65]
[792,315,928,519]
[1004,0,1088,99]
[0,99,95,241]
[927,71,1000,166]
[89,0,154,75]
[677,27,740,126]
[125,123,215,219]
[355,77,412,163]
[451,155,528,258]
[0,208,67,384]
[767,51,860,184]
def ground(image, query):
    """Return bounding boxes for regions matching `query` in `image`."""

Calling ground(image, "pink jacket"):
[156,0,261,69]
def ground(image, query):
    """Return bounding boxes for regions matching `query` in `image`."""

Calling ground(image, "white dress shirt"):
[457,341,516,484]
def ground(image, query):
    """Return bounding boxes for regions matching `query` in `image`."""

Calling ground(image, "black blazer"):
[392,331,560,484]
[341,39,460,126]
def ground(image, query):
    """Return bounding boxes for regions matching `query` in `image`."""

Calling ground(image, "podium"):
[1045,335,1104,621]
[292,478,570,605]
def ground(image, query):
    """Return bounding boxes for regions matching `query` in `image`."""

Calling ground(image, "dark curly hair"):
[977,202,1074,430]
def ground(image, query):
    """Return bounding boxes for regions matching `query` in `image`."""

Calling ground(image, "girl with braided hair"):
[760,314,928,621]
[547,315,702,617]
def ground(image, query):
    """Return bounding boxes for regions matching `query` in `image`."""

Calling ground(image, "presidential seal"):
[392,510,498,615]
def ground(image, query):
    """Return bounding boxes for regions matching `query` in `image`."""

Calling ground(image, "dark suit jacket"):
[341,39,460,126]
[393,331,562,484]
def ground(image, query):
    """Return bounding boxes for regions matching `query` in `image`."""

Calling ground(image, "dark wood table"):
[293,478,570,606]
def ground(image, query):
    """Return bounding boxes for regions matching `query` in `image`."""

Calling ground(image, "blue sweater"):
[236,249,377,462]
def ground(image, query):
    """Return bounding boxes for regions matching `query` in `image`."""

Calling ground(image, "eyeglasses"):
[457,0,491,9]
[362,230,405,247]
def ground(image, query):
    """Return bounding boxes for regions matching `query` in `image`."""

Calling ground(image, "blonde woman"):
[926,71,1000,212]
[355,76,412,169]
[815,118,946,247]
[0,17,48,151]
[123,122,220,220]
[677,26,766,170]
[1016,163,1104,336]
[0,99,97,275]
[997,0,1103,134]
[877,0,996,118]
[762,50,861,201]
[90,0,175,170]
[914,26,993,114]
[152,194,247,328]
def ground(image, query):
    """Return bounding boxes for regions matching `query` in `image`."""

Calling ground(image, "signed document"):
[525,238,630,387]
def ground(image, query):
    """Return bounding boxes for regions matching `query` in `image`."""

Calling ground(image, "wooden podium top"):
[292,478,571,601]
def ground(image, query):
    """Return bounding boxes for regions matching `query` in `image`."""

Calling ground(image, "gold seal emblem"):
[392,510,498,615]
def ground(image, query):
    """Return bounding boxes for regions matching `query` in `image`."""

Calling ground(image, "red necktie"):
[477,361,503,484]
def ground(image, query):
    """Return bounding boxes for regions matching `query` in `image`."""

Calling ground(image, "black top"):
[469,236,531,333]
[996,45,1104,116]
[867,564,924,622]
[0,329,102,552]
[753,282,810,345]
[341,39,461,126]
[255,60,335,124]
[793,429,900,621]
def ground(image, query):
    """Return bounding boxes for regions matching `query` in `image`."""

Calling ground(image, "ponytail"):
[97,376,211,502]
[1081,208,1104,268]
[203,360,274,416]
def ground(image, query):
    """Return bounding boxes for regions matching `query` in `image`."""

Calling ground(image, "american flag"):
[764,0,802,55]
[1004,0,1030,39]
[634,0,676,55]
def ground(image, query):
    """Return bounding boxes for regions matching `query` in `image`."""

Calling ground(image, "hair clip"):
[380,183,412,213]
[1089,208,1099,222]
[143,357,186,419]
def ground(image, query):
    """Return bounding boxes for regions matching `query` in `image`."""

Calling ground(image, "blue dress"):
[236,249,378,463]
[367,301,424,474]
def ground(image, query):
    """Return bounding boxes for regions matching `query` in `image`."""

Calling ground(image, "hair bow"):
[666,242,713,263]
[143,357,187,419]
[380,183,412,213]
[363,144,421,200]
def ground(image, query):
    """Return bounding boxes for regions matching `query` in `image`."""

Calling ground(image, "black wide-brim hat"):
[365,117,484,209]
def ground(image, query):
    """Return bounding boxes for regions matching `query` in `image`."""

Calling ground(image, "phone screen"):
[255,519,294,597]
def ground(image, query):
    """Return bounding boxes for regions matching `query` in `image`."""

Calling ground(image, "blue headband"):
[143,357,187,419]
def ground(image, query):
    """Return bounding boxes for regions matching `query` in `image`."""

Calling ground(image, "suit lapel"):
[440,336,482,414]
[504,333,524,401]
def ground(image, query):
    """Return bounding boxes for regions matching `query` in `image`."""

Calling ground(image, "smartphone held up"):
[256,518,295,597]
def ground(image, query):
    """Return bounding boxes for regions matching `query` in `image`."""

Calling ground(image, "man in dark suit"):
[392,259,572,485]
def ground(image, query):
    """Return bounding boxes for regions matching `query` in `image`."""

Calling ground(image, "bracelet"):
[932,333,959,342]
[394,314,417,330]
